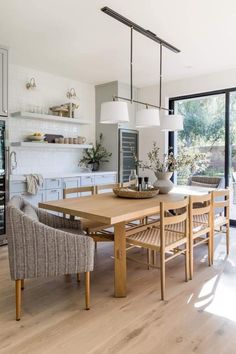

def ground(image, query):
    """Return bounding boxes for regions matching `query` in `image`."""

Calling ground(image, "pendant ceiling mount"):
[100,7,183,130]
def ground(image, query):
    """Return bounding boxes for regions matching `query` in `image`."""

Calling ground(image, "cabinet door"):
[0,48,8,117]
[94,174,117,186]
[81,175,94,186]
[10,191,44,207]
[44,189,62,202]
[44,178,61,190]
[44,189,62,215]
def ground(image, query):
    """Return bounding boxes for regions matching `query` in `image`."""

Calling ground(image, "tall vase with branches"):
[137,142,208,193]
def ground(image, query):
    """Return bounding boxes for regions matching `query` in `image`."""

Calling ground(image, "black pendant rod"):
[159,44,163,108]
[101,7,180,53]
[130,27,133,102]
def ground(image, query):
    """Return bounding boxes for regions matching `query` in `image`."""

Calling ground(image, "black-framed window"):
[169,87,236,225]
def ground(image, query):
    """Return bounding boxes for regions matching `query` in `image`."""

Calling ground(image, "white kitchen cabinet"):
[10,182,27,194]
[9,172,117,207]
[81,175,94,186]
[44,188,62,202]
[44,178,62,190]
[10,191,44,207]
[22,191,44,206]
[94,174,116,186]
[0,47,8,117]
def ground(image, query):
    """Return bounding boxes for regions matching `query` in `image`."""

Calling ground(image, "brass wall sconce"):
[26,77,37,90]
[66,88,77,99]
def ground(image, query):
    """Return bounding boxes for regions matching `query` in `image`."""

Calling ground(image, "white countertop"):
[10,171,117,182]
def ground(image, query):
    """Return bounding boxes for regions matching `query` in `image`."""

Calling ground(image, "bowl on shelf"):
[27,134,45,142]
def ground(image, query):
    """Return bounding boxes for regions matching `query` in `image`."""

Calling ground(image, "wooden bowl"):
[113,187,159,199]
[28,135,45,141]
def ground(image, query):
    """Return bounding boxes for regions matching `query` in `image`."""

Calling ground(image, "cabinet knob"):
[3,110,7,114]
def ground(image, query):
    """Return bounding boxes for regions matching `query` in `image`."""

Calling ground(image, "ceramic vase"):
[153,171,174,194]
[88,162,99,172]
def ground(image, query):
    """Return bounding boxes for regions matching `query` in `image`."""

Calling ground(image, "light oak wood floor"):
[1,229,236,354]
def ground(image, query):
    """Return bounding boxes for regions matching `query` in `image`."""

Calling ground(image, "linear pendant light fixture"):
[100,6,183,130]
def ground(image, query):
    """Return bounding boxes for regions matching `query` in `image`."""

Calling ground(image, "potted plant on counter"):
[79,133,112,172]
[138,142,208,193]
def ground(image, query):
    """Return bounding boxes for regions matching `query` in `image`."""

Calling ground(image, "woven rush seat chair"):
[191,190,230,264]
[126,197,189,300]
[168,194,212,279]
[6,196,94,321]
[211,190,230,263]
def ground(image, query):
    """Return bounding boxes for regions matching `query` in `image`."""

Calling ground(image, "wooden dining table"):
[39,185,215,298]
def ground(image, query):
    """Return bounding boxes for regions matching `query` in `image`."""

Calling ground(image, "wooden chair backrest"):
[160,197,189,229]
[63,186,95,199]
[95,183,120,194]
[189,193,211,232]
[211,189,229,219]
[189,193,211,216]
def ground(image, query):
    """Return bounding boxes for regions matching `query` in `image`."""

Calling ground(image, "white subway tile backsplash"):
[8,64,95,175]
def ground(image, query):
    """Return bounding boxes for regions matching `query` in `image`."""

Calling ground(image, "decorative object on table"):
[27,133,45,142]
[49,102,79,118]
[25,77,37,90]
[144,177,149,190]
[138,142,208,194]
[138,177,143,191]
[44,134,63,143]
[79,133,112,172]
[128,169,138,188]
[154,171,174,194]
[113,186,159,199]
[77,136,86,144]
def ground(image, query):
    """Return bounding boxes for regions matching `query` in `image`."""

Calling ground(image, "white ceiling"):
[1,0,236,87]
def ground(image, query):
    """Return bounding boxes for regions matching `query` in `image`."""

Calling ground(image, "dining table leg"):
[114,221,126,297]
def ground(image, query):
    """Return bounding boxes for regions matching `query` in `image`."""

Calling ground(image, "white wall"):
[8,64,95,175]
[137,67,236,182]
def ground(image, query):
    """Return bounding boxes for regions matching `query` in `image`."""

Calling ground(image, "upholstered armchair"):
[6,196,94,321]
[187,175,225,188]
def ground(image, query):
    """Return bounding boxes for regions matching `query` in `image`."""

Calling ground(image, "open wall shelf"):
[11,111,92,125]
[11,142,92,149]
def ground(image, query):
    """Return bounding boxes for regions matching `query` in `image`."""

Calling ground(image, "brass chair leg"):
[85,272,90,310]
[21,279,24,290]
[15,280,21,321]
[76,273,80,282]
[95,241,97,251]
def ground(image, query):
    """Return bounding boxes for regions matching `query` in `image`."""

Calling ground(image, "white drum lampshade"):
[160,114,183,131]
[100,101,129,124]
[136,108,160,128]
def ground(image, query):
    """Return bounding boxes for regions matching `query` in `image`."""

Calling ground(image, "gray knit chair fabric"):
[6,196,94,280]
